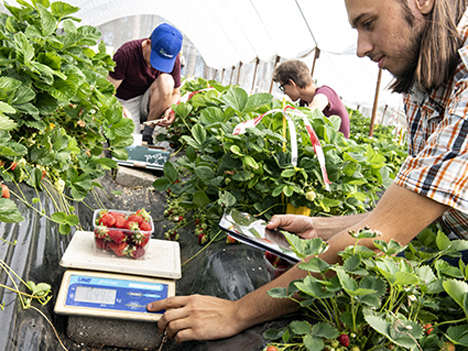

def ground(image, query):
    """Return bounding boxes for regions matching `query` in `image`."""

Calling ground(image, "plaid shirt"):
[394,9,468,238]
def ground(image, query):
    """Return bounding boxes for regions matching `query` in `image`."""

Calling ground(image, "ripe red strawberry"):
[136,209,151,222]
[131,231,150,247]
[139,221,152,232]
[41,170,46,180]
[99,213,116,227]
[198,233,208,245]
[124,220,140,231]
[265,252,280,266]
[1,184,10,199]
[94,228,109,240]
[266,346,278,351]
[114,216,127,229]
[127,245,145,259]
[109,211,125,219]
[128,214,144,225]
[108,230,126,243]
[95,238,110,250]
[108,241,128,256]
[10,162,17,170]
[423,323,433,335]
[338,334,349,347]
[226,236,236,244]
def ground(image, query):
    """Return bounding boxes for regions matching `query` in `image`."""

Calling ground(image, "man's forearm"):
[313,212,371,240]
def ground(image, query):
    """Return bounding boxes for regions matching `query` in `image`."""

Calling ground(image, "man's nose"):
[356,33,372,58]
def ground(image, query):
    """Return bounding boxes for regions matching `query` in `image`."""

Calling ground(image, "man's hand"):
[147,295,243,343]
[157,108,176,127]
[143,108,176,128]
[122,105,133,120]
[266,214,319,239]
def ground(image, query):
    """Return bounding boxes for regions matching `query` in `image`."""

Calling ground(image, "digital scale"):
[55,231,181,322]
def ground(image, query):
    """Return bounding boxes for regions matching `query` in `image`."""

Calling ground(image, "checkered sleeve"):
[394,80,468,215]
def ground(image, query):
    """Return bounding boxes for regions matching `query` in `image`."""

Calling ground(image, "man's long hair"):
[391,0,468,93]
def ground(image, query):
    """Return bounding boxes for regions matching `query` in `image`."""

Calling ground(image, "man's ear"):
[415,0,435,15]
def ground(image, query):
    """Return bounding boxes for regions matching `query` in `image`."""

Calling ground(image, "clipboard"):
[218,209,300,263]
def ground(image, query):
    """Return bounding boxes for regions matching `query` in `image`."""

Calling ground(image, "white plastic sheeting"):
[3,0,405,122]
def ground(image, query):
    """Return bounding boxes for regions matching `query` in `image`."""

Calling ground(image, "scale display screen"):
[75,286,118,305]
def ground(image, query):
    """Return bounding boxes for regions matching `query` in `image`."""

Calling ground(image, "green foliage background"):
[0,0,134,229]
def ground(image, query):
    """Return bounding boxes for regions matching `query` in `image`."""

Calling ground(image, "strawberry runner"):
[232,106,331,191]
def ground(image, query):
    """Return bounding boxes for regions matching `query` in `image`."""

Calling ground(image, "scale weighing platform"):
[55,231,181,322]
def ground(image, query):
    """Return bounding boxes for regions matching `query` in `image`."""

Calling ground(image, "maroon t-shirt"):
[300,86,350,138]
[109,39,182,100]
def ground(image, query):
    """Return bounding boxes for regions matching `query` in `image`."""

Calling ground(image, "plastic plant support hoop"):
[232,107,331,191]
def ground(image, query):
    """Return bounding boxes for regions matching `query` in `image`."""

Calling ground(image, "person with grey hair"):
[273,59,350,138]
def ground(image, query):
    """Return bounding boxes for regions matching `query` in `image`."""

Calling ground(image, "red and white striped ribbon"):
[232,106,331,191]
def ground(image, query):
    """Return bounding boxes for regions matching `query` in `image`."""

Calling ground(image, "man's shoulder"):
[117,38,145,54]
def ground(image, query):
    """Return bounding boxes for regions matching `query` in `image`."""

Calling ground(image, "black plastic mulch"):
[0,172,297,351]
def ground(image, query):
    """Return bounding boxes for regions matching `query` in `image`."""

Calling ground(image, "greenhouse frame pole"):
[369,68,383,137]
[237,62,243,85]
[229,66,235,85]
[380,104,388,125]
[269,55,281,93]
[311,47,320,77]
[221,68,225,84]
[251,57,260,93]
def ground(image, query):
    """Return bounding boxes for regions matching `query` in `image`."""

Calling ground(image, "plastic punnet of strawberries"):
[93,209,154,259]
[264,251,292,279]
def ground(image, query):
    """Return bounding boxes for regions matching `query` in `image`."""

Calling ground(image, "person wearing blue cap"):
[107,23,183,144]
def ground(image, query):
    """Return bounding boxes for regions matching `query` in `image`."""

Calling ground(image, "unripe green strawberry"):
[305,190,316,201]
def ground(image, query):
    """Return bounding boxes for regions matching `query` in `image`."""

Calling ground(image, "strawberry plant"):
[154,81,395,243]
[0,0,133,232]
[263,225,468,350]
[348,108,407,173]
[155,77,231,150]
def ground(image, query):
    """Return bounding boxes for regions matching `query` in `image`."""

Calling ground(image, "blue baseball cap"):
[150,23,183,73]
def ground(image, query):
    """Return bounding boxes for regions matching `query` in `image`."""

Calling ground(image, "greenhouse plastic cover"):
[2,0,404,115]
[66,0,403,111]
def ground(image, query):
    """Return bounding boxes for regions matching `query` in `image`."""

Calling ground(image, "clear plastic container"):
[264,251,292,280]
[93,209,154,260]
